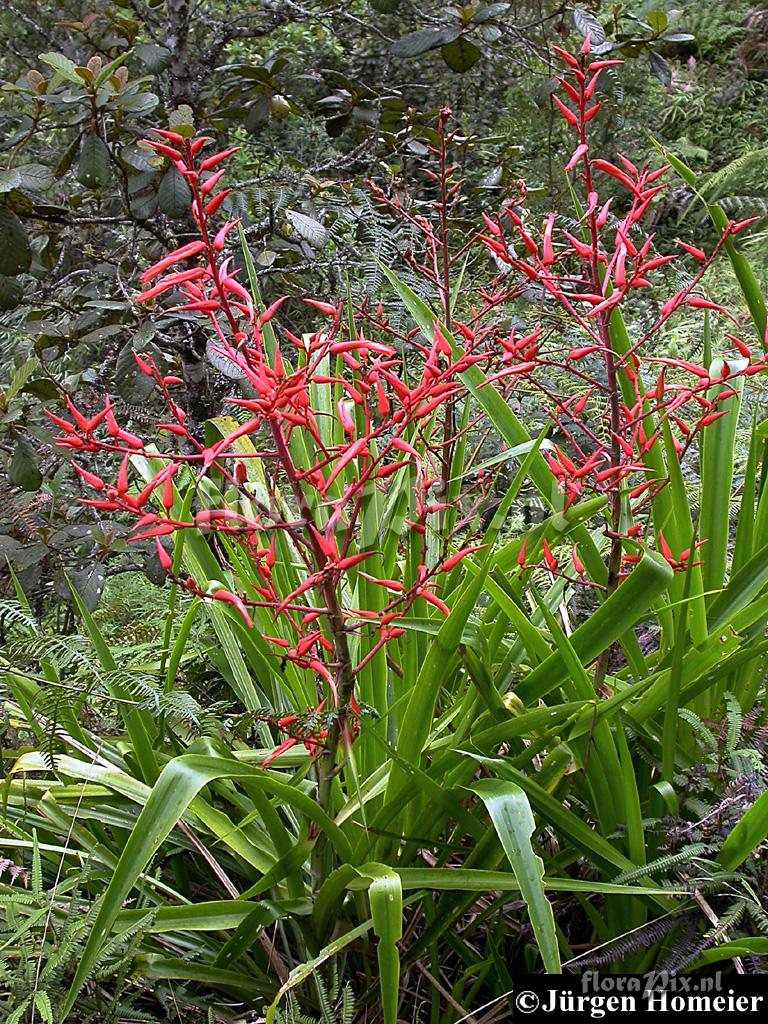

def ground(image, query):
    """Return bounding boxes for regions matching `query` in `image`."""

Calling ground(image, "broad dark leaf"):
[158,166,192,219]
[77,132,111,190]
[649,50,672,87]
[0,207,32,276]
[441,38,483,73]
[572,8,606,45]
[391,28,460,58]
[0,274,24,310]
[9,438,42,491]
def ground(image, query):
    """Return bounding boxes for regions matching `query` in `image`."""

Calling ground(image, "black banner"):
[505,972,766,1021]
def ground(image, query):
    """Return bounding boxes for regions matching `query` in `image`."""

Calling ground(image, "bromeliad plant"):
[50,132,495,780]
[7,38,768,1023]
[478,43,764,591]
[48,36,766,715]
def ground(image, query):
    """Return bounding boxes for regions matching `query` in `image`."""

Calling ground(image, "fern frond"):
[612,844,713,884]
[701,148,768,201]
[571,913,694,967]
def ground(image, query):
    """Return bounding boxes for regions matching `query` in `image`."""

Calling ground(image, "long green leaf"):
[717,787,768,871]
[369,870,403,1024]
[114,900,272,933]
[265,918,374,1024]
[469,779,561,973]
[699,358,747,601]
[651,138,767,340]
[515,552,673,703]
[67,583,159,783]
[62,753,352,1016]
[393,867,679,896]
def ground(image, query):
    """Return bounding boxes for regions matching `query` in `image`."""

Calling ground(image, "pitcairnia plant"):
[8,38,768,1021]
[50,40,765,725]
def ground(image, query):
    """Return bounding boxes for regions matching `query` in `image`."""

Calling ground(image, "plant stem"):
[269,419,356,875]
[577,57,624,688]
[437,106,456,530]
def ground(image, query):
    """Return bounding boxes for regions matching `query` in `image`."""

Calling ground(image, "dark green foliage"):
[0,207,31,277]
[76,133,111,190]
[1,2,768,1020]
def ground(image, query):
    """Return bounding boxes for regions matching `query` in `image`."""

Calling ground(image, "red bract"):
[49,130,499,762]
[48,49,766,756]
[474,43,767,589]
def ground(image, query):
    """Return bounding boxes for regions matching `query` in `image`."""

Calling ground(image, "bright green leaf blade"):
[62,753,352,1016]
[469,778,561,973]
[515,551,673,703]
[369,871,403,1024]
[717,787,768,871]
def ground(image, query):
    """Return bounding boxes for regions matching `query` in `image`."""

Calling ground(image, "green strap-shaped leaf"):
[61,754,352,1017]
[266,918,374,1024]
[515,551,673,703]
[694,938,768,967]
[699,358,747,600]
[114,899,273,934]
[650,138,767,342]
[379,263,556,500]
[393,867,677,896]
[466,755,641,877]
[369,870,403,1024]
[707,540,768,634]
[68,584,159,784]
[717,787,768,871]
[133,953,269,996]
[131,455,264,709]
[469,779,561,973]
